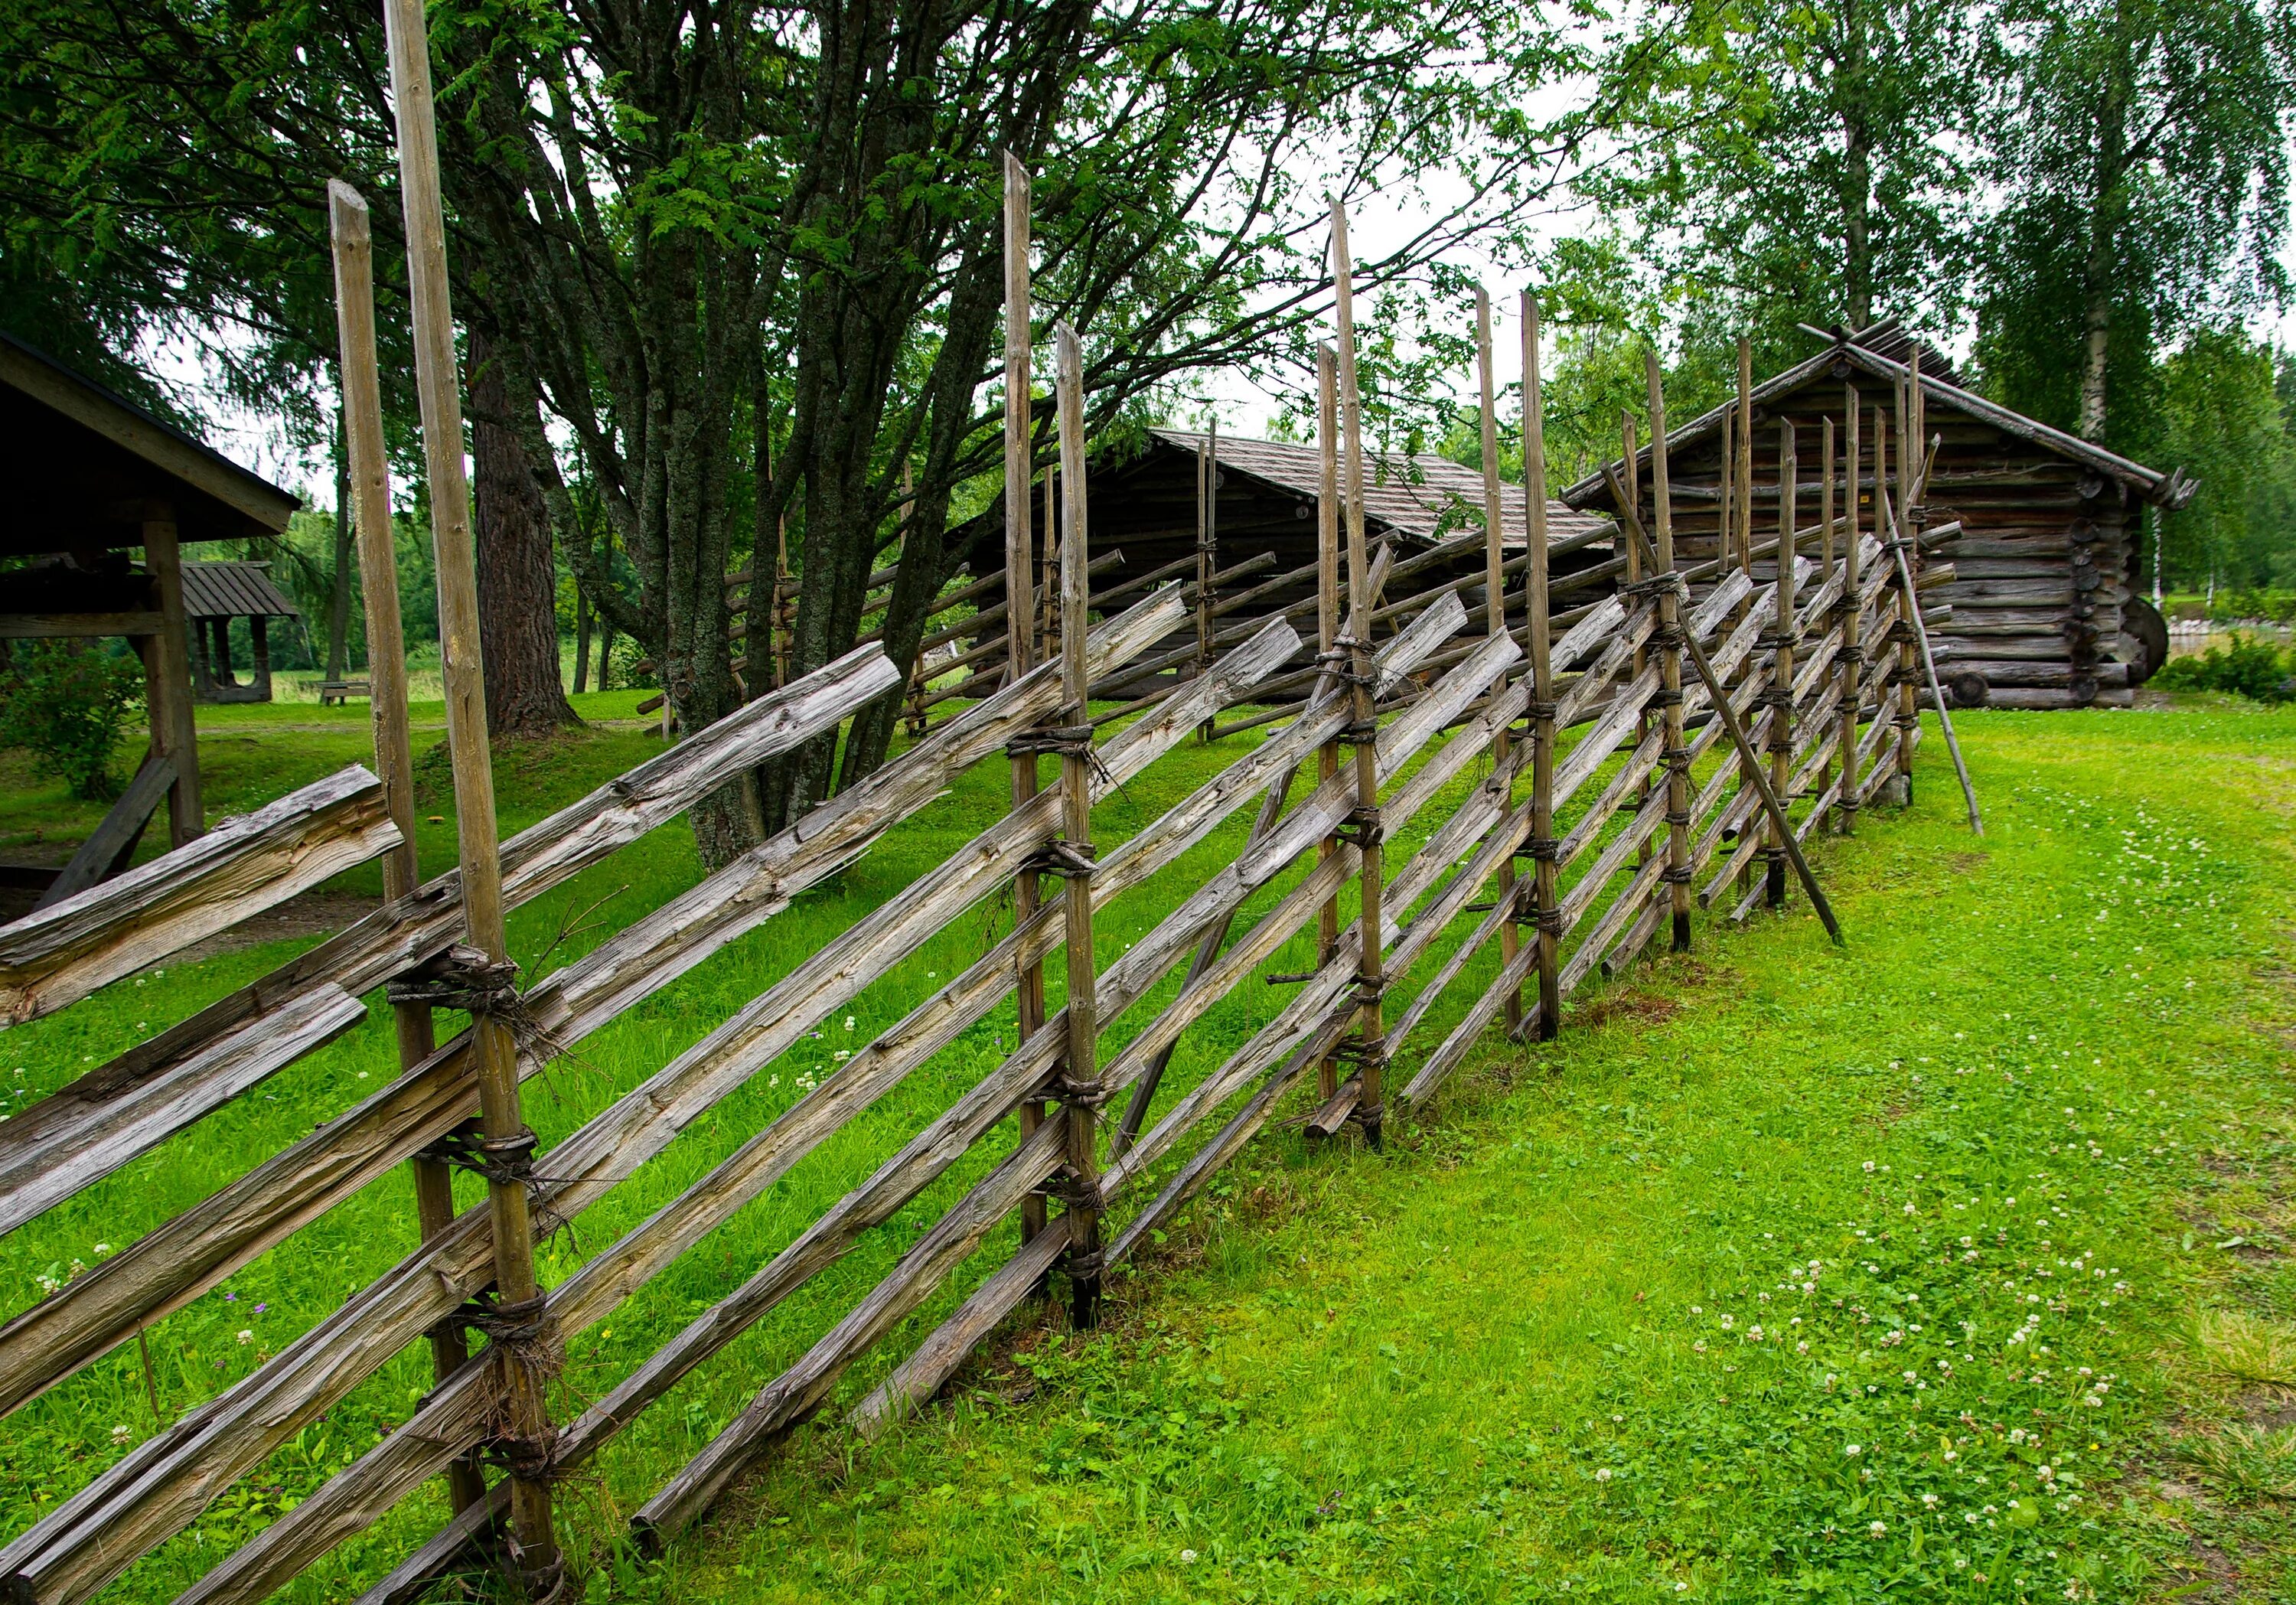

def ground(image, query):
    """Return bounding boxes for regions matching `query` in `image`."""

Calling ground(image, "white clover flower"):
[1718,1314,1733,1329]
[1844,1444,1862,1457]
[1179,1549,1197,1564]
[1595,1467,1613,1482]
[1922,1492,1939,1507]
[1868,1521,1886,1538]
[236,1329,253,1345]
[111,1424,132,1444]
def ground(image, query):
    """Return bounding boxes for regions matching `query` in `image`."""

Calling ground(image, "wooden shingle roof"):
[179,561,299,620]
[1557,321,2195,512]
[1154,429,1612,549]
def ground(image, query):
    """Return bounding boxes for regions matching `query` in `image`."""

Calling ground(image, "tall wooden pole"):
[1475,289,1521,1033]
[380,0,560,1586]
[1003,153,1048,1260]
[1052,322,1104,1328]
[1520,294,1560,1038]
[327,179,485,1517]
[1645,352,1692,953]
[1896,355,1920,801]
[1198,419,1218,741]
[1313,345,1342,1101]
[1735,337,1755,582]
[1767,422,1799,909]
[1819,413,1838,827]
[1623,409,1649,873]
[1332,201,1384,1148]
[1838,384,1862,834]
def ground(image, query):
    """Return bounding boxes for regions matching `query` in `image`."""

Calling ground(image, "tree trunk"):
[468,328,581,739]
[2079,6,2134,443]
[1840,0,1874,330]
[325,402,355,681]
[573,595,592,694]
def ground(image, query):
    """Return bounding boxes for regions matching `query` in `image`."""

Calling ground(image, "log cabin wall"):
[1561,334,2194,711]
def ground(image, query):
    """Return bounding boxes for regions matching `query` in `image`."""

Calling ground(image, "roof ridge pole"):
[1052,321,1104,1330]
[1001,152,1049,1272]
[1474,286,1521,1036]
[1331,198,1385,1150]
[1645,350,1694,954]
[381,0,562,1587]
[327,178,485,1518]
[1519,292,1560,1040]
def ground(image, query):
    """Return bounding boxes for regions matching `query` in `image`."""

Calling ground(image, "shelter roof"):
[0,332,300,557]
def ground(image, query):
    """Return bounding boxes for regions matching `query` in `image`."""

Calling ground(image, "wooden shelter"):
[0,332,299,885]
[182,560,302,703]
[1560,323,2197,709]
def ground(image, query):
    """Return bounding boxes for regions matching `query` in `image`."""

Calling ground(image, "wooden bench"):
[318,679,371,706]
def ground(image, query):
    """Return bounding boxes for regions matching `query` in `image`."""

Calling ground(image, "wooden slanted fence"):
[0,38,1962,1602]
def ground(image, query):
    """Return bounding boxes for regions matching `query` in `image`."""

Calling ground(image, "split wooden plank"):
[0,765,400,1028]
[0,987,368,1239]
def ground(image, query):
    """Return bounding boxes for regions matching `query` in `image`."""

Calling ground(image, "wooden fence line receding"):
[2,281,1941,1605]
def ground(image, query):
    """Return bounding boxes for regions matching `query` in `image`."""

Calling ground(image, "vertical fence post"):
[1520,294,1561,1039]
[1819,414,1838,826]
[1838,384,1862,834]
[1895,377,1917,803]
[1766,422,1798,909]
[1474,289,1521,1035]
[380,0,562,1588]
[327,179,488,1518]
[1735,337,1756,588]
[1623,409,1650,878]
[1198,419,1218,742]
[1052,322,1104,1329]
[1717,404,1734,592]
[1644,354,1692,953]
[1330,202,1386,1149]
[1002,153,1049,1264]
[1314,345,1342,1103]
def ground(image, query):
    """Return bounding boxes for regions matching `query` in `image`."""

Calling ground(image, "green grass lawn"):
[3,696,2293,1605]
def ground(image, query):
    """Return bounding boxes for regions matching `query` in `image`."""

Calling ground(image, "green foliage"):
[2151,332,2296,590]
[0,641,145,801]
[2207,588,2296,623]
[2150,633,2296,700]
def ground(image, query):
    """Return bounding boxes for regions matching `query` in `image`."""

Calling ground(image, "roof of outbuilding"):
[0,333,299,554]
[1557,322,2197,512]
[180,560,299,620]
[1151,428,1613,549]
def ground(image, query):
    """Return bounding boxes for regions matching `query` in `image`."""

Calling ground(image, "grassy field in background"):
[2,696,2292,1604]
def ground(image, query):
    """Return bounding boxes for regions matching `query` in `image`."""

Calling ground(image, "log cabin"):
[1559,324,2196,710]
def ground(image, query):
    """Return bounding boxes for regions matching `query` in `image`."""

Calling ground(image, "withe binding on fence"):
[0,25,1976,1601]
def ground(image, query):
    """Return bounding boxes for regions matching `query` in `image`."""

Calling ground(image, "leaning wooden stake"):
[1766,420,1798,909]
[1645,353,1693,952]
[1001,152,1049,1261]
[1520,292,1560,1036]
[1602,464,1844,946]
[326,179,485,1518]
[380,0,560,1588]
[1331,201,1386,1147]
[1052,321,1104,1328]
[1474,289,1521,1032]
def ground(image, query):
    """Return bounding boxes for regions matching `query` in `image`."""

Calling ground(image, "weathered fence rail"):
[0,145,1959,1605]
